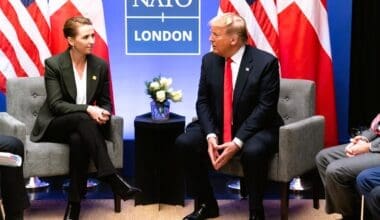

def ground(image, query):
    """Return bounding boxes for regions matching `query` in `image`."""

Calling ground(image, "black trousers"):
[175,122,279,214]
[42,112,116,202]
[0,135,30,214]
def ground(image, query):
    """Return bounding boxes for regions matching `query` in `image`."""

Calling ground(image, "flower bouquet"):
[145,76,182,120]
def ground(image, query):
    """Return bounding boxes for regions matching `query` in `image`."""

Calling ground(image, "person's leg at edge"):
[0,135,30,220]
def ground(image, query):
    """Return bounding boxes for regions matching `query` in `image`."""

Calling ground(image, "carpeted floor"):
[24,199,342,220]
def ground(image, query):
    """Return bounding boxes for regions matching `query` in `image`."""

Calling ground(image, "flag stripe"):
[250,1,279,56]
[0,71,8,93]
[27,0,50,47]
[0,33,28,79]
[294,0,331,57]
[0,50,19,79]
[6,0,50,73]
[0,9,40,77]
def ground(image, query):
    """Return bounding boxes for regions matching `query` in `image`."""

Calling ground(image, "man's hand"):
[213,141,240,170]
[207,136,219,167]
[345,139,370,157]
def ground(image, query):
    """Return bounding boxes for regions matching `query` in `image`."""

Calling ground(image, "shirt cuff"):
[206,133,217,141]
[369,143,374,152]
[233,137,243,149]
[360,136,369,143]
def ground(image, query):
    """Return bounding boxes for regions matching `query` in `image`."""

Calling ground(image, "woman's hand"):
[87,105,111,125]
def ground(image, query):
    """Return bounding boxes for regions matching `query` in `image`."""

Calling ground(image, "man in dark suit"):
[0,135,30,219]
[176,13,283,220]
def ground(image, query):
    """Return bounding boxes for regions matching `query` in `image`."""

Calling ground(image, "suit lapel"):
[60,50,77,101]
[86,55,100,104]
[233,46,254,109]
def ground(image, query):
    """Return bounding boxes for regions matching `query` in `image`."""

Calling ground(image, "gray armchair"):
[0,76,124,212]
[220,78,325,220]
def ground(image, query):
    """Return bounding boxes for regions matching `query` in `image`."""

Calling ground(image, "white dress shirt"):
[73,62,87,105]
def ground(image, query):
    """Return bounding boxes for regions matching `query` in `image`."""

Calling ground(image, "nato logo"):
[125,0,200,55]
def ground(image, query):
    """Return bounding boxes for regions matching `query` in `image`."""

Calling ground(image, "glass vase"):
[150,100,170,120]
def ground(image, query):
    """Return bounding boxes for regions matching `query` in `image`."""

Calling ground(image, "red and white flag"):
[0,0,114,111]
[219,0,338,146]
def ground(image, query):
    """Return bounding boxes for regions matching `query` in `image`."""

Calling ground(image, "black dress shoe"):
[183,203,219,220]
[249,210,265,220]
[105,173,141,201]
[63,202,80,220]
[250,215,265,220]
[249,213,265,220]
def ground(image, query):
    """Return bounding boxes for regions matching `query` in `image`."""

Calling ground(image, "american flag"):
[0,0,50,91]
[0,0,113,107]
[219,0,338,146]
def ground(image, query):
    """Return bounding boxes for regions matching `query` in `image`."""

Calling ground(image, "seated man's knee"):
[5,136,24,156]
[357,169,377,195]
[315,148,330,168]
[240,144,266,166]
[325,163,346,183]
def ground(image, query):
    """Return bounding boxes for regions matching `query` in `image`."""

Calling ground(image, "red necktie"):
[223,58,233,142]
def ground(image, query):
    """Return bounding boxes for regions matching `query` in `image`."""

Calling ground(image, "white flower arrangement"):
[145,76,183,104]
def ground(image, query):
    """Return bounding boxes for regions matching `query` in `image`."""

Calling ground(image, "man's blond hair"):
[209,13,248,43]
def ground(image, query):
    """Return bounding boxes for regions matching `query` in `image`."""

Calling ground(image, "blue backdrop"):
[0,0,352,143]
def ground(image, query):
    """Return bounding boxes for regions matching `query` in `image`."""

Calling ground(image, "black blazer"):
[31,49,111,142]
[196,45,284,142]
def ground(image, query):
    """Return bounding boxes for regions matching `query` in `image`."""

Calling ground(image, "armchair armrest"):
[0,112,27,144]
[108,115,124,168]
[277,115,325,181]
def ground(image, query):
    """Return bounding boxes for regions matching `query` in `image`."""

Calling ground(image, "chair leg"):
[360,195,364,220]
[0,200,4,220]
[312,170,320,209]
[240,177,248,198]
[280,181,290,220]
[114,194,121,213]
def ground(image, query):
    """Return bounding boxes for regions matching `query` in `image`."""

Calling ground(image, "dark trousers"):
[175,122,279,215]
[42,112,116,202]
[357,167,380,219]
[0,135,30,214]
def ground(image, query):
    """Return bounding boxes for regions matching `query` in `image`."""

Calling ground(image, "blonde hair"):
[209,13,248,43]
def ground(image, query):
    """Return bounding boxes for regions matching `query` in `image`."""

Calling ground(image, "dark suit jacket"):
[30,49,111,142]
[196,45,283,142]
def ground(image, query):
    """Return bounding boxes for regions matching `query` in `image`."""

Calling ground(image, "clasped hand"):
[345,135,370,157]
[87,105,110,125]
[208,137,240,170]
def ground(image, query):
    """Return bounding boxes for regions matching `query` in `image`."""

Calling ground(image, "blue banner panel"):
[125,0,200,55]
